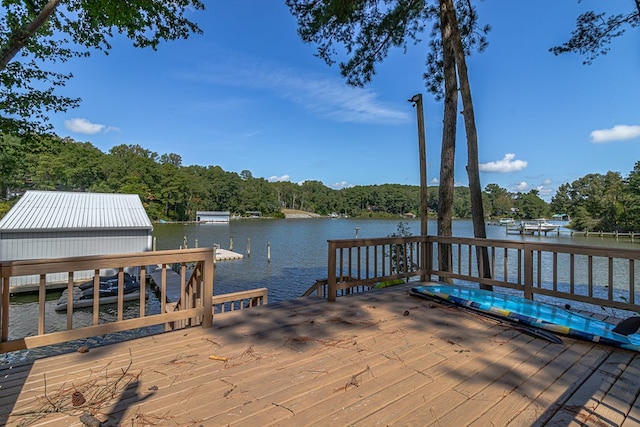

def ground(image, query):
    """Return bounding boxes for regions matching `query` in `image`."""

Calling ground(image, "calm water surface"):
[154,218,640,303]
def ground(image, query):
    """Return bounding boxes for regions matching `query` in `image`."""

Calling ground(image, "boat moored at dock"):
[518,218,559,234]
[54,272,142,312]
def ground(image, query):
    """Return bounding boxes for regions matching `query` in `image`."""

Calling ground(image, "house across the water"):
[195,211,230,223]
[0,190,153,289]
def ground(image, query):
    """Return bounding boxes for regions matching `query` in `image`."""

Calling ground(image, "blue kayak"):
[410,283,640,352]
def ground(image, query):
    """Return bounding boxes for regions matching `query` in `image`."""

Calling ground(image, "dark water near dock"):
[4,218,639,363]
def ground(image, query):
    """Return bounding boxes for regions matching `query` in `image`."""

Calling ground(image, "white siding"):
[2,230,151,286]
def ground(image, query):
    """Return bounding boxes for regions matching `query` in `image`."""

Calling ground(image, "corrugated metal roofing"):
[0,191,153,232]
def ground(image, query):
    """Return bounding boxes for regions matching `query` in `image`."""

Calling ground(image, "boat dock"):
[214,248,243,261]
[2,283,639,426]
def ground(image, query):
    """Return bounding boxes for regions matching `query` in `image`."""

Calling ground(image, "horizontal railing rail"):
[212,288,268,313]
[327,235,640,314]
[1,249,220,353]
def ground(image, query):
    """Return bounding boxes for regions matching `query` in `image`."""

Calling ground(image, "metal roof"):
[0,191,153,232]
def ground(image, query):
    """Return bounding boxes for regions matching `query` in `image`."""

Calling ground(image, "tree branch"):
[0,0,62,71]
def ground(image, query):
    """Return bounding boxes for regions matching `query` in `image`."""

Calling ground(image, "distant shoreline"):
[282,209,321,219]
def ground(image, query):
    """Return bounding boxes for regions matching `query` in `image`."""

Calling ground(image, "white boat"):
[519,219,559,233]
[498,218,515,226]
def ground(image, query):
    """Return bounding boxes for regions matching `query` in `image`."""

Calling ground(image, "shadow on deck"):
[2,283,640,426]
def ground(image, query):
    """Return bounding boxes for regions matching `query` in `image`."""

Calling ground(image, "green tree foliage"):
[387,221,416,280]
[550,170,632,232]
[0,0,204,136]
[622,162,640,231]
[550,3,640,64]
[15,136,640,233]
[483,183,514,218]
[514,190,549,220]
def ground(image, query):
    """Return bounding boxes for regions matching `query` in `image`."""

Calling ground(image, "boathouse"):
[195,211,230,223]
[0,191,153,287]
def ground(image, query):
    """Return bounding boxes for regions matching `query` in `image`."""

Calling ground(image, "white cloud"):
[479,153,528,173]
[514,181,529,192]
[536,185,553,197]
[268,174,291,182]
[429,177,439,185]
[64,118,118,134]
[186,57,410,125]
[590,125,640,143]
[331,181,353,190]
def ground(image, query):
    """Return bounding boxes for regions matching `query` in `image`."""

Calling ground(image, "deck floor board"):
[2,283,639,426]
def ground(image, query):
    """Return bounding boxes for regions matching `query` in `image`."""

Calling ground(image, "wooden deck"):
[2,283,640,426]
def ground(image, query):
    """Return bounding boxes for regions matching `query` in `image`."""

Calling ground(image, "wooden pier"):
[2,283,639,426]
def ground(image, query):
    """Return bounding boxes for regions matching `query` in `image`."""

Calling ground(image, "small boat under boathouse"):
[0,190,153,292]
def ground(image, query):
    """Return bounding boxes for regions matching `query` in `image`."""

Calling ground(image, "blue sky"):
[49,1,640,200]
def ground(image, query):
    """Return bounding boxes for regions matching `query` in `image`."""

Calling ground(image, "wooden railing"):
[327,235,640,314]
[0,248,267,353]
[327,236,430,301]
[212,288,268,313]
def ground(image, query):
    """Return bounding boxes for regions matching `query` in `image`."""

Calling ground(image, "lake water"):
[154,218,640,303]
[4,218,639,363]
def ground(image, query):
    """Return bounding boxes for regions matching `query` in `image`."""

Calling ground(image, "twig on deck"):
[334,365,373,392]
[272,402,295,415]
[15,350,141,427]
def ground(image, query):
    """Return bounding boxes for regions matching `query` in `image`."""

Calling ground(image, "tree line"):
[2,135,639,232]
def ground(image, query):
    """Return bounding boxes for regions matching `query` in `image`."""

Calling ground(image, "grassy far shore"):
[282,209,322,218]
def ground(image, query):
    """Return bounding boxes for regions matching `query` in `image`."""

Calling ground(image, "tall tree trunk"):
[437,0,457,282]
[443,0,492,290]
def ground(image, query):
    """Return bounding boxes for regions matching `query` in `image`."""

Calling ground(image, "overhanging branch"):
[0,0,62,72]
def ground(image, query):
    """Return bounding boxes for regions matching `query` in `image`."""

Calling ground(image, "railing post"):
[328,241,337,302]
[202,250,214,328]
[1,269,8,342]
[523,244,533,300]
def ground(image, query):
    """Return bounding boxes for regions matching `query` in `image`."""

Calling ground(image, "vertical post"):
[328,241,337,302]
[523,246,533,300]
[66,272,74,330]
[202,249,214,328]
[247,237,251,257]
[410,93,428,281]
[1,271,9,342]
[230,236,234,251]
[38,274,46,335]
[267,241,271,263]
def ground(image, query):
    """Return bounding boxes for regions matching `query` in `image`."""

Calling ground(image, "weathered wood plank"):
[545,350,634,425]
[2,284,637,427]
[467,340,600,426]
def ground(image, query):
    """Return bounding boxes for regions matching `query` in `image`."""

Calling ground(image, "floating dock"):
[214,248,243,261]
